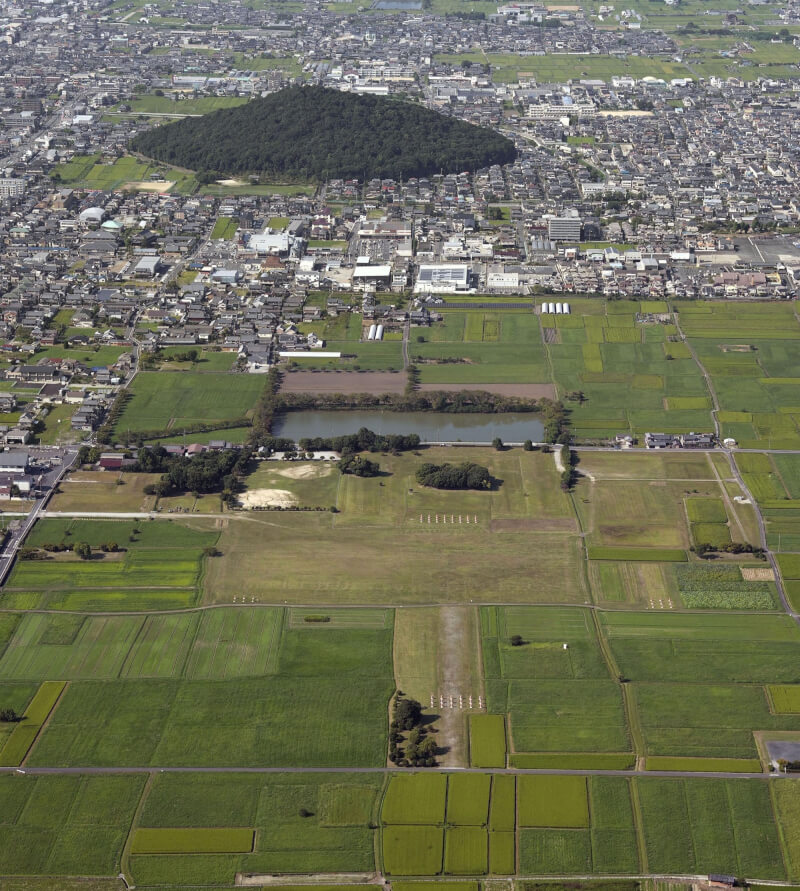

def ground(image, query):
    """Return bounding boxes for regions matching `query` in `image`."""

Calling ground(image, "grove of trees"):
[415,461,494,490]
[130,85,517,182]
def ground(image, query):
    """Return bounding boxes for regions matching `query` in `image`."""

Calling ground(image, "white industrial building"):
[414,264,470,294]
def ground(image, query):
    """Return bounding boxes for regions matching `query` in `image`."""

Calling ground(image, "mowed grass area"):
[205,448,586,604]
[0,774,146,876]
[53,153,199,195]
[113,372,265,433]
[130,772,382,882]
[678,301,800,448]
[238,459,340,509]
[17,609,393,767]
[4,518,218,611]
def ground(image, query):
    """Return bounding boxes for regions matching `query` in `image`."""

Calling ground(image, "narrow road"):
[0,764,787,780]
[0,449,79,588]
[673,308,798,623]
[672,309,721,441]
[401,319,410,370]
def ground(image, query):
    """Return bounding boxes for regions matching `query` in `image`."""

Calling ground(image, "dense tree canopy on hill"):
[415,461,494,490]
[130,85,517,181]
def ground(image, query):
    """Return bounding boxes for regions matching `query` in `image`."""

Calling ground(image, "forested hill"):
[129,85,517,181]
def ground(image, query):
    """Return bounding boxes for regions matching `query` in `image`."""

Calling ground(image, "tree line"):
[298,428,421,454]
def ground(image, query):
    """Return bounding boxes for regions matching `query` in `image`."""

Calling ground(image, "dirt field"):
[124,181,173,192]
[416,382,556,399]
[280,371,408,394]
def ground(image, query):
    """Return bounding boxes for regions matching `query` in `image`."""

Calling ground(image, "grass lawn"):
[37,403,80,445]
[205,512,585,605]
[114,372,265,432]
[49,471,160,513]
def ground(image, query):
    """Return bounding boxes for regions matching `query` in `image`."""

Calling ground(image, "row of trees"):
[299,428,420,455]
[134,446,251,499]
[279,389,542,415]
[692,542,767,560]
[415,461,494,491]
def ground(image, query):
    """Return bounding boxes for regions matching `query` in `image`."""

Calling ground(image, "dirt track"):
[280,372,555,400]
[417,382,556,399]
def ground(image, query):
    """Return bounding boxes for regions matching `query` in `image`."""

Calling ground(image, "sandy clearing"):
[416,382,556,399]
[238,488,297,508]
[274,463,333,480]
[280,370,407,394]
[217,178,245,186]
[124,181,174,192]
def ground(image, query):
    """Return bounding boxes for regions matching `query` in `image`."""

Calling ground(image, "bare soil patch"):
[274,463,333,480]
[416,382,556,399]
[280,371,407,394]
[238,488,297,508]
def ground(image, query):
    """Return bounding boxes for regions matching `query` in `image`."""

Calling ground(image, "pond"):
[272,410,545,443]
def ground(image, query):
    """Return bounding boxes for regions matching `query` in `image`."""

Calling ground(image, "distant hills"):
[130,85,517,181]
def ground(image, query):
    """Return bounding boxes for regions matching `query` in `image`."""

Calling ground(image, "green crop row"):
[469,713,507,768]
[131,827,255,854]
